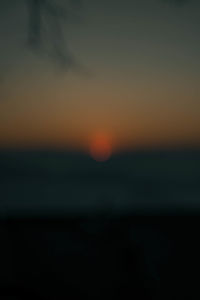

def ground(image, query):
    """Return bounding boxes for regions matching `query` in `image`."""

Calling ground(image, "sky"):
[0,0,200,153]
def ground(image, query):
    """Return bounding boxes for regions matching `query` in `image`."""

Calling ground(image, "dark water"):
[0,150,200,299]
[0,150,200,216]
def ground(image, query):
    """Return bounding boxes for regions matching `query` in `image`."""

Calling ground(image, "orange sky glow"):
[0,0,200,153]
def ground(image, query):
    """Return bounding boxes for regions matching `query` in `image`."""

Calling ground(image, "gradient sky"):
[0,0,200,152]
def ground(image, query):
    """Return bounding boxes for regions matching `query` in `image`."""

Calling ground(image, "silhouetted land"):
[0,150,200,299]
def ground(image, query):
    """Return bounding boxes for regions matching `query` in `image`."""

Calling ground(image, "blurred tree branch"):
[27,0,82,69]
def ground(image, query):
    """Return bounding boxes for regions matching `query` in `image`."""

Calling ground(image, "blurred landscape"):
[0,150,200,299]
[1,149,200,217]
[1,0,200,298]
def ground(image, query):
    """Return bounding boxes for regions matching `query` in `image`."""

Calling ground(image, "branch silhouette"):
[27,0,82,69]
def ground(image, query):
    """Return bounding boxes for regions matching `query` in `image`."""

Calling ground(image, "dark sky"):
[0,0,200,151]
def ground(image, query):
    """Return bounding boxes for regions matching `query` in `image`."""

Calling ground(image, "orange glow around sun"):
[89,133,112,162]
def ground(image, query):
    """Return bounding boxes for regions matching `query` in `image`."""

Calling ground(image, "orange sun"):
[89,133,112,162]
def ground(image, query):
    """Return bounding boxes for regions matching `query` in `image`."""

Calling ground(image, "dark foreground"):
[0,150,200,299]
[0,215,200,300]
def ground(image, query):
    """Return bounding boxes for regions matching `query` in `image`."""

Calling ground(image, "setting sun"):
[89,133,112,162]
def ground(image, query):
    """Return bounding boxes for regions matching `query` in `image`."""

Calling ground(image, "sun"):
[89,133,112,162]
